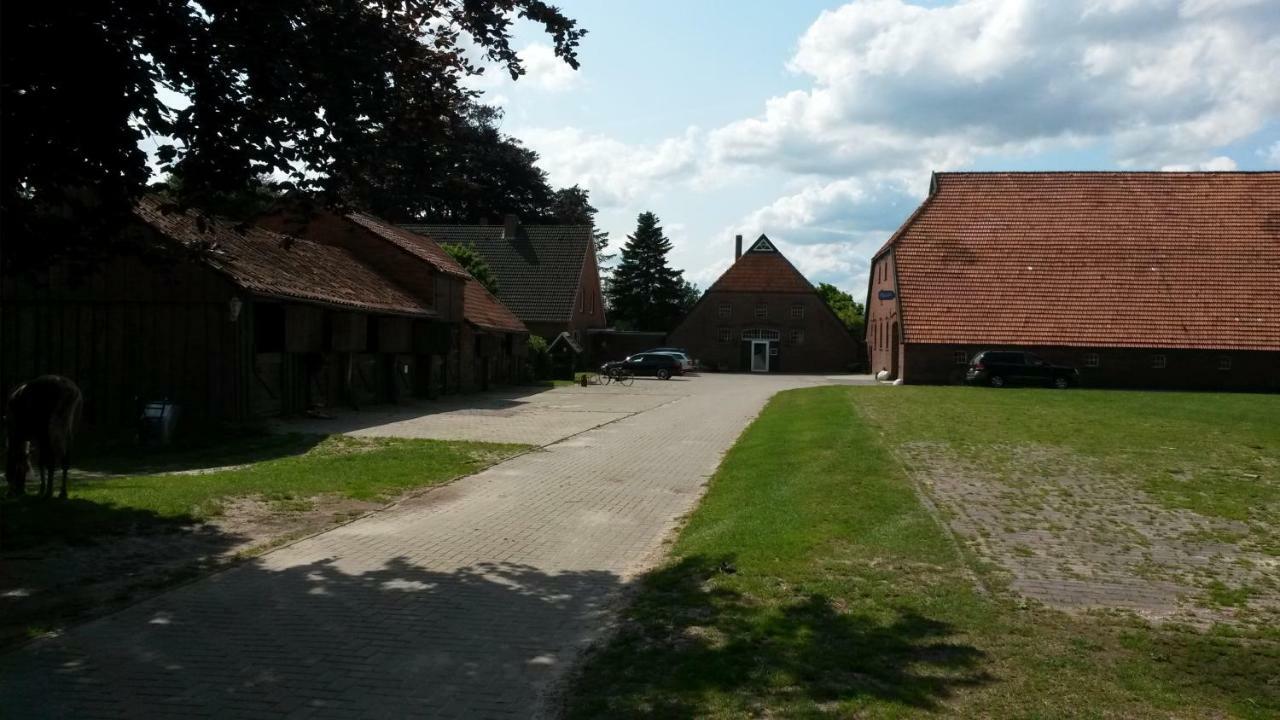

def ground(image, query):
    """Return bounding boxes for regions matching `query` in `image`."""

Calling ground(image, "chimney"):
[503,214,519,240]
[734,234,743,260]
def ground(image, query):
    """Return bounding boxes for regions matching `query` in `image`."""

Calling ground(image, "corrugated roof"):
[135,197,434,317]
[885,172,1280,351]
[463,280,527,333]
[401,224,592,323]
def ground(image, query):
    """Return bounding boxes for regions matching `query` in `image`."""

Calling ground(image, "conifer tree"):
[607,212,686,331]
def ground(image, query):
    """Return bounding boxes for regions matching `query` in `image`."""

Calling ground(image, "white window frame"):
[718,302,731,319]
[1084,353,1100,368]
[953,350,967,365]
[1218,356,1232,371]
[717,327,731,343]
[791,304,805,320]
[1152,354,1167,369]
[754,303,767,320]
[742,328,781,340]
[790,329,805,345]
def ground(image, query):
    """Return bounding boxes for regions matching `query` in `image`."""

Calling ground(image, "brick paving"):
[1,374,815,719]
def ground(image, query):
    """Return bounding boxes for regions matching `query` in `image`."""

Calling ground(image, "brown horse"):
[5,376,83,499]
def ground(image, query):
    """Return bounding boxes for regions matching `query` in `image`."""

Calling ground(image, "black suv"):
[965,350,1079,389]
[602,353,684,380]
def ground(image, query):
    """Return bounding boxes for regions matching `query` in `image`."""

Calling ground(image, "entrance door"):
[751,340,770,372]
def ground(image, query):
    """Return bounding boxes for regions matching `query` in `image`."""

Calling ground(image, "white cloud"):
[1261,140,1280,167]
[462,42,581,94]
[1160,155,1238,171]
[516,126,700,206]
[735,177,920,245]
[709,0,1280,174]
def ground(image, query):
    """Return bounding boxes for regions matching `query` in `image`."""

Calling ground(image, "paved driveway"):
[2,374,819,719]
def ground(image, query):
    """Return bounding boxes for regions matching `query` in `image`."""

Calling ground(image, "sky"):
[466,0,1280,300]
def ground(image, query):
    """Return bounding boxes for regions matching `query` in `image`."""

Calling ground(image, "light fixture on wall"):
[228,296,243,322]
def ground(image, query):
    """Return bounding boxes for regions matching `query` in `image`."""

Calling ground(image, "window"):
[718,327,731,343]
[1218,356,1232,371]
[791,304,805,320]
[1152,354,1167,369]
[742,328,781,340]
[1084,353,1100,368]
[790,329,805,345]
[718,302,731,319]
[953,350,968,365]
[754,303,767,320]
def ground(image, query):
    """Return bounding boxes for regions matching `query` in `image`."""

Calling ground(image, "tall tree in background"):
[816,282,867,337]
[607,212,688,332]
[1,1,583,272]
[551,185,613,266]
[440,243,500,296]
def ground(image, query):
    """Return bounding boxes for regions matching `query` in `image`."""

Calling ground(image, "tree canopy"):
[1,1,583,271]
[441,242,500,296]
[815,282,867,336]
[607,212,692,332]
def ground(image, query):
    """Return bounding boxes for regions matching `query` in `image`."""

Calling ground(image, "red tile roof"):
[135,197,434,317]
[882,172,1280,351]
[707,235,815,294]
[463,280,527,333]
[346,213,471,279]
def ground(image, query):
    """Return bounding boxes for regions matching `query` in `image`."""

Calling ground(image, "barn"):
[867,171,1280,390]
[668,234,860,373]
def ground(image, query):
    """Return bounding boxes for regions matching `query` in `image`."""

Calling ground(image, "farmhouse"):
[0,199,526,439]
[402,216,606,342]
[867,171,1280,390]
[668,234,860,373]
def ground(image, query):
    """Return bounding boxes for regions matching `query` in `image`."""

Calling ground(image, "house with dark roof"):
[867,171,1280,390]
[667,234,861,372]
[257,208,528,394]
[401,216,606,342]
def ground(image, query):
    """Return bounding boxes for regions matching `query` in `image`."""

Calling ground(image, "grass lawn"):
[1,433,529,550]
[564,386,1280,719]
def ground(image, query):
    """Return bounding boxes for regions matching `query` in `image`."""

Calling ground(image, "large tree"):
[440,242,500,296]
[816,282,867,337]
[550,185,612,267]
[607,212,688,332]
[1,1,583,272]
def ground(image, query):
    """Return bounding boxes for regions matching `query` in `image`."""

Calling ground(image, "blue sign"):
[878,289,896,301]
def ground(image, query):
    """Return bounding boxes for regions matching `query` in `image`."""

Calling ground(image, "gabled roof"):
[346,213,470,279]
[706,234,815,294]
[135,197,434,317]
[884,171,1280,351]
[463,280,527,334]
[401,224,593,323]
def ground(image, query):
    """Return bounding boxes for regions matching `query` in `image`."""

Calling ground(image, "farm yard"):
[565,386,1280,719]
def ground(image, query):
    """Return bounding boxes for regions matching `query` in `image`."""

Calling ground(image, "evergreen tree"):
[607,212,686,331]
[551,185,613,267]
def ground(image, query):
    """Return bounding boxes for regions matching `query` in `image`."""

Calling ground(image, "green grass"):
[564,386,1280,719]
[1,433,529,550]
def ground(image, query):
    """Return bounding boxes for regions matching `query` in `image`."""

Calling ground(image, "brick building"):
[668,234,860,373]
[867,171,1280,390]
[401,217,606,343]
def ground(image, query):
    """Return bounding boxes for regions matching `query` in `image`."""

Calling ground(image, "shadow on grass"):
[566,555,992,717]
[0,555,626,717]
[0,493,206,550]
[72,431,326,476]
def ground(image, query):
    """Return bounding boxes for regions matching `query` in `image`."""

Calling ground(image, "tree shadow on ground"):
[566,554,992,718]
[1,554,627,718]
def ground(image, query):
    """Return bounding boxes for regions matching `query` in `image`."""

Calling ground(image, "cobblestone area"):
[274,382,686,446]
[900,442,1280,628]
[1,374,815,719]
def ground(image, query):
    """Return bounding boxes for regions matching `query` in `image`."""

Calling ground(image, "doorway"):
[890,321,901,379]
[751,340,770,372]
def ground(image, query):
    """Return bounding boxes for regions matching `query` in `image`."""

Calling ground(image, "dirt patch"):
[899,441,1280,629]
[0,492,383,650]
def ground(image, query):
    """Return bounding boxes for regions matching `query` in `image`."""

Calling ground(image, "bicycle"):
[600,365,634,387]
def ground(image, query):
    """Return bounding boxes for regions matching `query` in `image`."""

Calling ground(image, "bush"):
[526,335,551,381]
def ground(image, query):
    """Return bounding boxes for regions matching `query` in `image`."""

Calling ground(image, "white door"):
[751,340,770,372]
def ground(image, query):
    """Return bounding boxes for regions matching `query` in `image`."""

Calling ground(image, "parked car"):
[640,347,697,371]
[965,350,1079,388]
[602,353,684,380]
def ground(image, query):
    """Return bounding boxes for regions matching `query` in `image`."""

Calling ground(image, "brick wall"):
[902,343,1280,391]
[668,291,860,372]
[866,251,902,378]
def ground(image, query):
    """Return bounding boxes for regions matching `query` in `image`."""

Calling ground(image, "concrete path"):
[1,374,817,719]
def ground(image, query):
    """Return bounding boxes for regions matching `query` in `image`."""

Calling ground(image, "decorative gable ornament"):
[748,234,776,253]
